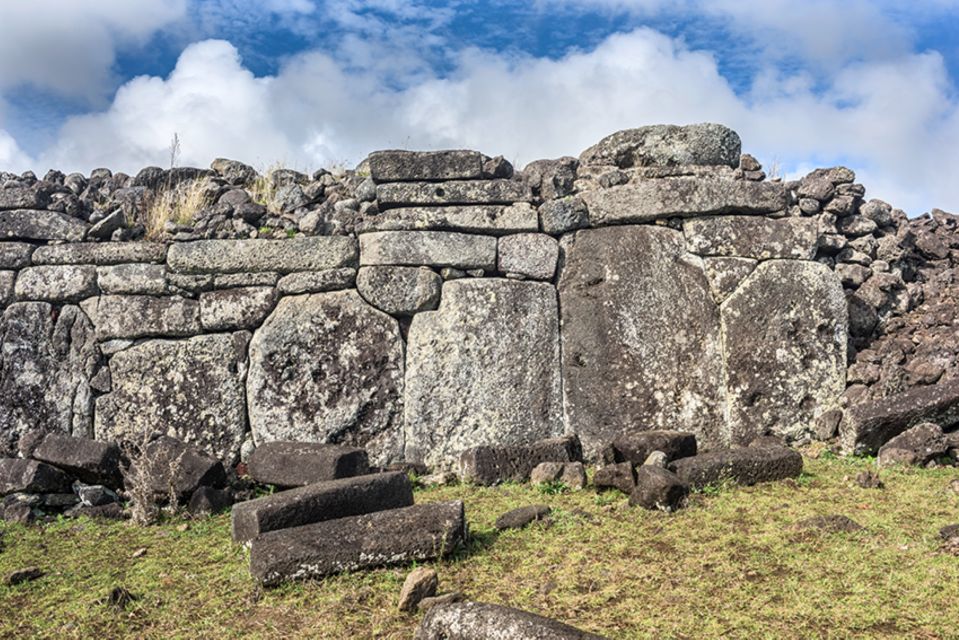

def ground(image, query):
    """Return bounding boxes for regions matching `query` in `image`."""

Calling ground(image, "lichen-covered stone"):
[356,266,442,316]
[404,279,563,469]
[538,197,589,235]
[721,260,847,444]
[415,601,607,640]
[368,150,484,182]
[359,231,497,270]
[0,209,87,241]
[31,243,167,265]
[247,291,405,465]
[0,243,33,269]
[558,226,724,456]
[14,265,98,303]
[199,287,278,331]
[86,295,201,340]
[0,272,13,308]
[212,272,279,288]
[683,216,819,260]
[702,257,756,303]
[97,264,167,295]
[95,333,250,463]
[579,123,741,169]
[167,237,357,274]
[376,180,532,208]
[498,234,559,280]
[0,187,48,211]
[275,268,356,294]
[355,204,537,235]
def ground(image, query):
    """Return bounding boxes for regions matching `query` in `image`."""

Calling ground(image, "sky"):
[0,1,958,215]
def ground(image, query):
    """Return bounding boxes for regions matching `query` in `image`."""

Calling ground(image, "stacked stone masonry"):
[2,123,954,467]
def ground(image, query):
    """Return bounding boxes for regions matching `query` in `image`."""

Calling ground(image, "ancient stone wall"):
[4,123,946,468]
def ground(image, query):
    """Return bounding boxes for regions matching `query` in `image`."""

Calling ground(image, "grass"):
[144,180,210,239]
[1,455,958,639]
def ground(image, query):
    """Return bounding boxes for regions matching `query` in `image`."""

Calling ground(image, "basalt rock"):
[415,601,607,640]
[669,446,803,489]
[246,441,370,488]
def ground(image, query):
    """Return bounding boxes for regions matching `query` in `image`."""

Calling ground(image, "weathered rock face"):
[559,225,725,456]
[95,333,249,463]
[404,279,563,469]
[356,266,442,316]
[415,601,608,640]
[247,291,405,465]
[579,123,741,169]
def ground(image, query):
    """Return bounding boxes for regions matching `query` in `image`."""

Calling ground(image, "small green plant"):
[695,477,736,496]
[285,228,297,238]
[537,480,569,495]
[258,226,272,235]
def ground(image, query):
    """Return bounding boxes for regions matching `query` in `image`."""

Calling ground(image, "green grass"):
[1,455,958,639]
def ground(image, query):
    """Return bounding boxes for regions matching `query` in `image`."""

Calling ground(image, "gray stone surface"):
[275,268,356,294]
[458,435,582,485]
[14,265,98,303]
[593,462,637,494]
[30,433,121,487]
[498,234,559,280]
[721,260,847,445]
[684,216,819,260]
[359,231,497,270]
[247,291,405,466]
[404,279,563,469]
[369,150,484,182]
[167,237,357,274]
[702,257,757,302]
[608,431,698,466]
[668,446,803,489]
[538,197,589,235]
[31,242,167,265]
[356,266,442,316]
[86,295,201,340]
[356,204,537,235]
[0,271,13,307]
[376,180,532,208]
[581,178,786,226]
[0,459,72,496]
[249,500,466,586]
[0,187,47,210]
[0,243,33,269]
[97,263,168,295]
[415,601,607,640]
[0,210,87,241]
[213,272,279,288]
[127,434,226,502]
[579,123,741,169]
[246,441,370,488]
[95,333,249,463]
[199,287,278,331]
[558,226,724,456]
[629,466,689,511]
[877,422,948,467]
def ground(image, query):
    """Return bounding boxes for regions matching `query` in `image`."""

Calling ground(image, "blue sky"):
[0,0,958,214]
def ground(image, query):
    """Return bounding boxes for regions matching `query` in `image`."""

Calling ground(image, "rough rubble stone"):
[458,436,582,485]
[14,265,98,303]
[538,197,589,235]
[702,256,757,302]
[368,150,484,182]
[76,483,120,507]
[495,504,551,531]
[167,237,357,274]
[668,446,803,489]
[30,433,121,487]
[629,466,689,511]
[127,435,226,502]
[246,441,370,488]
[376,180,532,208]
[0,303,97,453]
[187,486,234,515]
[31,242,166,265]
[95,333,249,463]
[97,264,167,295]
[722,260,847,445]
[530,461,587,489]
[276,268,356,294]
[404,279,563,469]
[558,226,724,456]
[249,500,466,586]
[356,204,537,235]
[608,431,698,466]
[593,462,637,494]
[579,123,741,169]
[86,295,201,340]
[415,601,607,640]
[523,157,579,201]
[247,291,405,466]
[398,567,439,613]
[0,209,87,241]
[0,243,33,269]
[877,422,949,467]
[0,187,48,210]
[498,234,559,280]
[356,266,442,316]
[0,459,72,495]
[359,231,497,270]
[231,471,413,544]
[683,216,819,260]
[198,287,277,331]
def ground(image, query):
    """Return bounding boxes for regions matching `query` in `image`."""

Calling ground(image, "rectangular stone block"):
[32,242,167,265]
[369,150,484,182]
[167,236,357,274]
[376,180,532,208]
[199,286,277,331]
[0,209,88,241]
[683,216,818,260]
[276,268,356,294]
[0,458,73,495]
[86,295,201,340]
[581,178,786,226]
[458,435,582,485]
[608,431,698,465]
[0,187,47,210]
[231,471,414,544]
[355,204,538,235]
[0,271,13,307]
[247,441,370,488]
[249,500,466,586]
[668,445,803,489]
[417,602,607,640]
[359,231,496,270]
[0,242,34,269]
[15,265,98,303]
[97,263,168,295]
[30,433,122,487]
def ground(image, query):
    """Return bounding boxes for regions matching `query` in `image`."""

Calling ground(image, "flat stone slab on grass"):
[458,435,582,486]
[415,601,608,640]
[668,446,803,489]
[494,504,551,531]
[608,431,697,466]
[249,500,465,586]
[30,433,121,487]
[231,471,413,543]
[246,441,370,488]
[167,237,357,274]
[0,458,73,495]
[376,180,532,208]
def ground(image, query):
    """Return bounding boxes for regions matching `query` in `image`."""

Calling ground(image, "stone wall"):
[5,122,939,468]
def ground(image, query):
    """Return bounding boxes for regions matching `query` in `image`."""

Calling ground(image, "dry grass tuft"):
[143,180,210,240]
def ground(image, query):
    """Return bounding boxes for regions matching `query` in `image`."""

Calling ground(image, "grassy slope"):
[1,453,958,640]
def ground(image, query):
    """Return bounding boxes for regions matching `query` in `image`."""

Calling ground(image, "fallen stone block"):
[63,502,125,520]
[369,150,484,182]
[593,462,636,494]
[231,471,413,543]
[126,435,226,503]
[529,462,586,490]
[494,504,551,531]
[415,601,608,640]
[249,500,466,586]
[246,441,370,488]
[609,431,698,466]
[459,435,583,486]
[877,423,948,467]
[187,486,234,516]
[376,180,532,208]
[629,466,688,511]
[0,458,73,496]
[30,433,122,487]
[668,446,803,489]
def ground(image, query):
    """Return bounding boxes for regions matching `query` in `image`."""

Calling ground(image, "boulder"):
[368,150,484,182]
[579,124,741,169]
[558,226,724,456]
[593,462,636,494]
[356,266,442,316]
[523,157,579,201]
[877,423,948,467]
[494,504,551,531]
[249,500,466,586]
[398,567,439,612]
[75,484,120,507]
[246,441,369,488]
[359,231,497,270]
[247,291,405,466]
[31,242,166,265]
[459,435,582,485]
[276,269,356,295]
[0,459,72,495]
[683,216,819,260]
[608,431,698,466]
[198,287,278,331]
[405,279,563,469]
[86,295,202,340]
[0,209,87,241]
[415,601,607,640]
[126,435,226,502]
[167,237,357,274]
[497,234,559,280]
[14,265,98,303]
[95,333,249,463]
[356,205,537,235]
[629,466,689,511]
[669,446,803,489]
[376,180,532,208]
[30,433,121,487]
[97,264,168,295]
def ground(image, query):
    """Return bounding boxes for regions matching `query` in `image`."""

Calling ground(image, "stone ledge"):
[167,237,357,274]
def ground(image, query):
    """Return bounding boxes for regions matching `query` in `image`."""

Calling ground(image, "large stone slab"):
[558,226,725,456]
[14,265,98,303]
[85,295,201,340]
[579,123,741,169]
[247,291,405,466]
[404,279,563,469]
[30,433,122,487]
[702,257,756,303]
[95,333,249,463]
[0,458,72,495]
[199,287,277,331]
[249,500,466,586]
[459,435,582,485]
[359,231,497,270]
[231,471,413,543]
[31,243,167,265]
[167,237,357,274]
[581,178,786,226]
[376,180,532,208]
[246,441,369,488]
[0,243,34,269]
[0,187,48,210]
[839,380,959,455]
[0,210,87,241]
[416,601,607,640]
[668,445,803,489]
[0,302,97,454]
[683,216,819,260]
[97,263,168,295]
[368,150,484,182]
[355,204,538,235]
[721,260,846,445]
